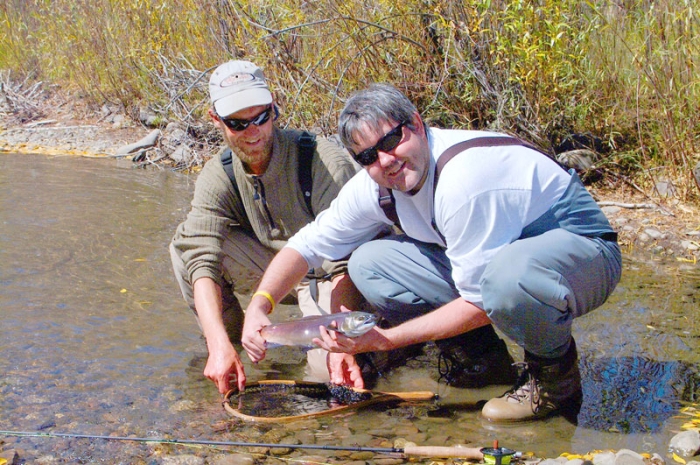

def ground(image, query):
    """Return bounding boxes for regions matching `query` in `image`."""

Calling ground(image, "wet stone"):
[292,455,332,465]
[0,450,19,465]
[540,458,569,465]
[207,454,255,465]
[669,430,700,457]
[160,455,205,465]
[374,458,404,465]
[348,451,375,460]
[341,432,373,447]
[269,446,294,456]
[592,451,616,465]
[614,449,646,465]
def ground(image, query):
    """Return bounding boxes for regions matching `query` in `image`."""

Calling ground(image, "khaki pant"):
[169,229,332,382]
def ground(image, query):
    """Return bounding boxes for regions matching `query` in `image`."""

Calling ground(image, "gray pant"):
[169,229,333,381]
[348,229,621,359]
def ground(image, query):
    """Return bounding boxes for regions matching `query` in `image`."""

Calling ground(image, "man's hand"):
[313,325,391,354]
[203,340,247,394]
[327,352,364,388]
[241,306,272,363]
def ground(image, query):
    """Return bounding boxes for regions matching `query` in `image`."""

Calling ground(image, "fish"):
[260,311,380,349]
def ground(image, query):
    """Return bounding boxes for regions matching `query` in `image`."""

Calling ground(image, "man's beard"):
[231,137,273,167]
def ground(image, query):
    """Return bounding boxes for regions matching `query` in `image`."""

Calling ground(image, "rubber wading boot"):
[481,338,582,422]
[436,326,518,388]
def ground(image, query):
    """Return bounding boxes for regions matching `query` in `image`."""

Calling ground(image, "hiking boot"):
[437,336,518,388]
[435,325,518,388]
[481,338,582,422]
[356,344,424,388]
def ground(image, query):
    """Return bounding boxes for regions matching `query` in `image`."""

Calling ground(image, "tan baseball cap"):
[209,60,273,117]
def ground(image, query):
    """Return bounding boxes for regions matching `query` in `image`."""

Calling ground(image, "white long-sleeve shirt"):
[287,127,573,307]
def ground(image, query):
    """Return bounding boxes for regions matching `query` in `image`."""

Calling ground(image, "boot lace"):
[437,351,452,383]
[504,362,543,413]
[437,351,484,384]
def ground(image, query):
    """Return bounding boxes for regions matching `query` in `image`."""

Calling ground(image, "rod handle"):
[403,445,484,459]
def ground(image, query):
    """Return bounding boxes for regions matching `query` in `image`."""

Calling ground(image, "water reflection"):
[0,153,698,462]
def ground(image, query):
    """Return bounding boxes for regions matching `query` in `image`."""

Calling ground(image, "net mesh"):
[227,382,372,419]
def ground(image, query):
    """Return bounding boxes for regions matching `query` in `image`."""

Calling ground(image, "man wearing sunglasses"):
[242,83,621,422]
[169,60,362,395]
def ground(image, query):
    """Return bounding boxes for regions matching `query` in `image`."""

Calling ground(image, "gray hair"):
[338,83,420,150]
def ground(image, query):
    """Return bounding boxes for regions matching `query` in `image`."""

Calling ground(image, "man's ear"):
[208,107,219,121]
[409,111,426,136]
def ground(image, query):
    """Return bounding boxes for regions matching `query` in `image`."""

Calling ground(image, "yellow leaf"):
[134,258,147,262]
[672,453,686,464]
[120,289,127,293]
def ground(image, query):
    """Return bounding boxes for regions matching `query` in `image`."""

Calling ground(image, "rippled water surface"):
[1,154,698,463]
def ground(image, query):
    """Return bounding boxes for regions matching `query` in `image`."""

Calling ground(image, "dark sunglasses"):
[219,106,273,132]
[351,121,408,166]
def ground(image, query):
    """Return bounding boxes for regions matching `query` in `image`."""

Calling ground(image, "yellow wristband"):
[252,290,275,313]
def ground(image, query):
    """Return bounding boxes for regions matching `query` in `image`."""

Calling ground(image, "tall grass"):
[1,0,698,197]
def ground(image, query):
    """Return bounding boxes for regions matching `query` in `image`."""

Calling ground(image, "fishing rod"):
[0,430,486,459]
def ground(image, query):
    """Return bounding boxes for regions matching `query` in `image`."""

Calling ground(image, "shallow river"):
[0,154,698,463]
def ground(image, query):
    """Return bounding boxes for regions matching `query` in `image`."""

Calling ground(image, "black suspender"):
[378,136,549,235]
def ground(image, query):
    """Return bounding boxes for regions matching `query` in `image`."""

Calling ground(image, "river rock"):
[643,228,667,240]
[539,457,568,465]
[592,451,616,465]
[139,106,160,127]
[170,145,192,164]
[669,430,700,457]
[160,454,205,465]
[208,452,255,465]
[614,449,646,465]
[0,449,19,465]
[654,180,677,198]
[681,239,700,251]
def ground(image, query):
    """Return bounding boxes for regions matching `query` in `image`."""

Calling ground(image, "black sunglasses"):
[351,121,408,166]
[219,106,273,132]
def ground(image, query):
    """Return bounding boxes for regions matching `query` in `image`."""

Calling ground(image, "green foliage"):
[1,0,698,196]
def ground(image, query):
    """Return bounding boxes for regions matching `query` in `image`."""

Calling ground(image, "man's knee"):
[481,248,571,331]
[348,240,391,299]
[481,250,527,309]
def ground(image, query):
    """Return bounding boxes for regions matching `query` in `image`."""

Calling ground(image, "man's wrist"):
[252,290,276,314]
